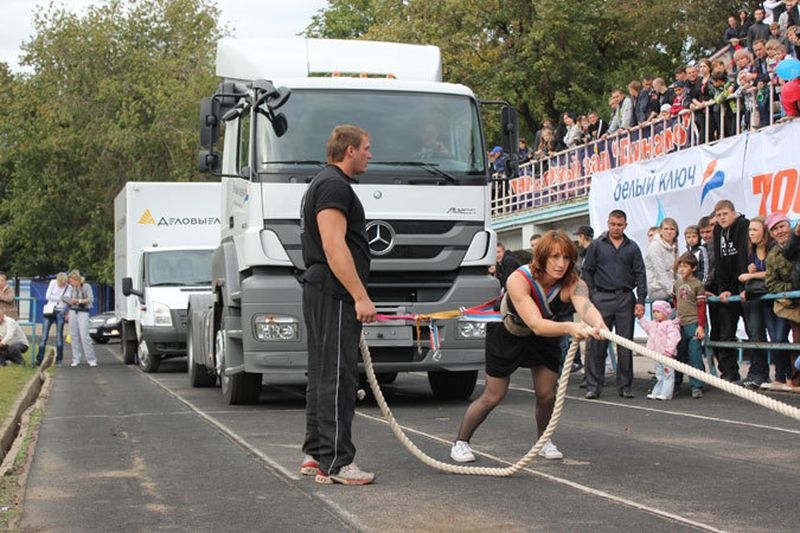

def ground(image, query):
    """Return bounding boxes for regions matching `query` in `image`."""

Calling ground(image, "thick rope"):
[360,334,579,476]
[602,329,800,422]
[361,327,800,477]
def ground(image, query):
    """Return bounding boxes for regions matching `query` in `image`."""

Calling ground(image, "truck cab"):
[121,246,214,371]
[114,181,221,373]
[189,38,507,404]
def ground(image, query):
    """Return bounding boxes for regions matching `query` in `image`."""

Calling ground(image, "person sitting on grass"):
[0,308,29,366]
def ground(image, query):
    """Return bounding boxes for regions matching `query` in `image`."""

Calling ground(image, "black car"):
[88,312,121,344]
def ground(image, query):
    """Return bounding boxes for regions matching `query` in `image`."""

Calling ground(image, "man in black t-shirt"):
[299,124,377,486]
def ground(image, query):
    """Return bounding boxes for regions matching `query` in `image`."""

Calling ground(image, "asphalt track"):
[21,342,800,532]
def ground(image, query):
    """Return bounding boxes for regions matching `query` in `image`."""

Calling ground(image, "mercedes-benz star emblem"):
[365,221,396,256]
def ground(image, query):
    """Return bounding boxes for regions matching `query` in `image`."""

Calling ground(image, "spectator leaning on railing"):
[711,200,750,383]
[764,212,796,391]
[607,89,634,135]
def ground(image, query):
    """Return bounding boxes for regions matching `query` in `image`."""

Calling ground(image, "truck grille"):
[270,219,485,273]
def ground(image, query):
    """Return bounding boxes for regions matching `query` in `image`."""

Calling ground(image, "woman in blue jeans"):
[37,272,69,366]
[739,217,777,387]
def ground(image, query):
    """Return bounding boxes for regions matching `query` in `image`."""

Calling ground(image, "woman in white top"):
[37,272,69,366]
[645,218,679,303]
[63,269,97,367]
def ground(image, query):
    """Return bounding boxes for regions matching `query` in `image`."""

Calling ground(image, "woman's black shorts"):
[484,322,561,378]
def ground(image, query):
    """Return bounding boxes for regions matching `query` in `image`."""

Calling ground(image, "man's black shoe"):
[619,390,635,399]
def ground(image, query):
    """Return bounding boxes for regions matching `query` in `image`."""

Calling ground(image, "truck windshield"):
[145,250,213,287]
[256,89,486,185]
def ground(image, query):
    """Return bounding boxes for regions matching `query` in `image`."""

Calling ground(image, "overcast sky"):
[1,0,328,72]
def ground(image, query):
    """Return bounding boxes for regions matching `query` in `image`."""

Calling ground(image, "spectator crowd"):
[489,3,800,174]
[573,200,800,399]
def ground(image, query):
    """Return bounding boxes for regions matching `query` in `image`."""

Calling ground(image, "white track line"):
[410,372,800,435]
[506,384,800,436]
[108,354,747,530]
[355,410,723,532]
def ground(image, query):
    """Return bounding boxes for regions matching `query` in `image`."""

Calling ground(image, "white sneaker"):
[450,440,476,463]
[646,393,657,400]
[88,362,98,368]
[538,440,563,460]
[328,463,375,485]
[656,395,669,400]
[70,362,80,367]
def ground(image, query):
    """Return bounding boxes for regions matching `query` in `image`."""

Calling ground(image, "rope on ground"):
[361,327,800,478]
[360,334,579,477]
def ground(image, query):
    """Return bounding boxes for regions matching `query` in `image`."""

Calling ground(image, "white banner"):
[589,120,800,249]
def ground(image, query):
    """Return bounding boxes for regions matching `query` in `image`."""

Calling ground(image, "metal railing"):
[705,290,800,356]
[491,84,794,220]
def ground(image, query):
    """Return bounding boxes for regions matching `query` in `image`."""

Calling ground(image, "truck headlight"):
[455,320,487,339]
[254,315,299,341]
[152,301,173,326]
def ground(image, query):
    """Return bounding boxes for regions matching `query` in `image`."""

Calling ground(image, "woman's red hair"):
[530,230,579,287]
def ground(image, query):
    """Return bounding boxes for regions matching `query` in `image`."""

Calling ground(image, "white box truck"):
[188,38,517,404]
[115,182,221,372]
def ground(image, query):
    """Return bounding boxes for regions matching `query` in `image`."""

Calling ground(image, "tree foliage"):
[0,0,223,283]
[305,0,750,141]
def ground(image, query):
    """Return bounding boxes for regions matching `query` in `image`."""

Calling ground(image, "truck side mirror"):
[200,97,220,148]
[121,277,142,298]
[198,151,220,172]
[501,106,519,178]
[501,106,519,157]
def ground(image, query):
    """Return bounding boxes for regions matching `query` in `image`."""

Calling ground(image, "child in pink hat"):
[639,300,681,400]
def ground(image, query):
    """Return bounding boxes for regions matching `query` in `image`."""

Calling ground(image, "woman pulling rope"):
[450,230,607,463]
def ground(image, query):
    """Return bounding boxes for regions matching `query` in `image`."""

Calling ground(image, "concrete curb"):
[0,351,53,466]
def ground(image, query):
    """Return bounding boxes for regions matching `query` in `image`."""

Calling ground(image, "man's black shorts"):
[485,322,561,378]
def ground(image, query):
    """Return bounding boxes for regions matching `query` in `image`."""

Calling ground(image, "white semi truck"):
[188,38,517,404]
[115,182,221,372]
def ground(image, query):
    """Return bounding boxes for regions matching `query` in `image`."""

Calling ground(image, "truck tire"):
[221,370,262,405]
[121,322,137,365]
[216,309,261,404]
[137,339,161,373]
[187,307,216,388]
[428,370,478,401]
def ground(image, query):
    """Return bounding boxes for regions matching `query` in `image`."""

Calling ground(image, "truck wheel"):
[221,370,262,405]
[428,370,478,400]
[188,311,216,387]
[121,323,137,365]
[137,339,161,373]
[217,326,261,405]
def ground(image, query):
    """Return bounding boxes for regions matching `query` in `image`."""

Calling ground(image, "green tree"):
[0,0,223,283]
[303,0,749,141]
